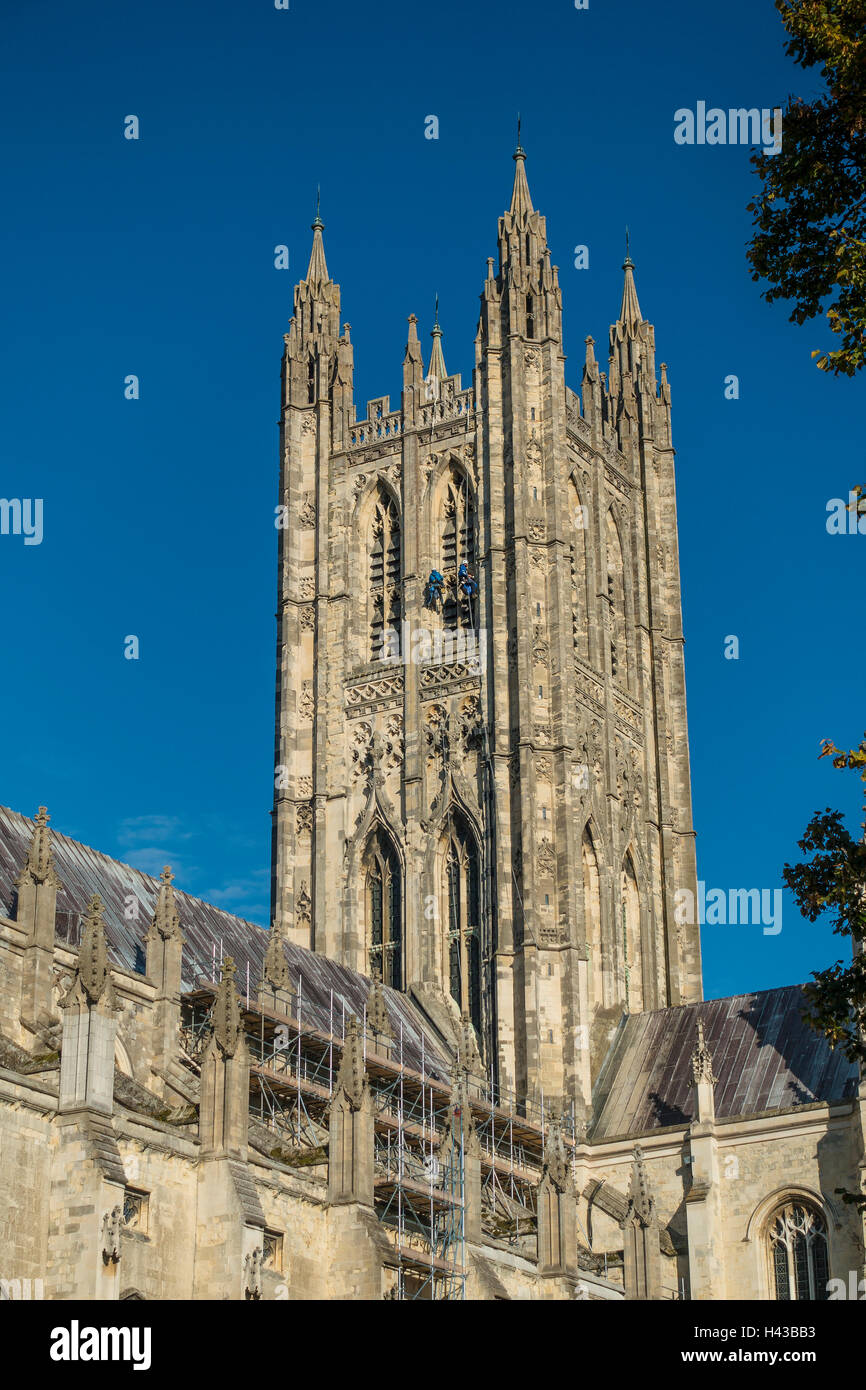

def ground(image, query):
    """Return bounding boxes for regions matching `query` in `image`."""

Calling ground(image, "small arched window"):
[768,1203,829,1301]
[369,485,401,661]
[444,814,482,1035]
[606,510,626,685]
[365,828,402,990]
[440,466,477,633]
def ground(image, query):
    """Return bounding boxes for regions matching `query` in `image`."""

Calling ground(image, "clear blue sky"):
[1,0,863,1000]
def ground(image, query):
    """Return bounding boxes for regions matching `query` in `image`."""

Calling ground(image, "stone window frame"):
[364,826,403,991]
[122,1186,149,1235]
[437,463,477,635]
[442,810,482,1035]
[744,1185,838,1302]
[765,1199,830,1302]
[620,851,643,1015]
[262,1229,284,1273]
[367,484,402,664]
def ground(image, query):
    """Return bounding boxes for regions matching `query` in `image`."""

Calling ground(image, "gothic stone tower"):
[271,145,701,1113]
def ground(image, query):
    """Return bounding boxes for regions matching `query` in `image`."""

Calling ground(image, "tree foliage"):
[783,733,866,1065]
[747,1,866,376]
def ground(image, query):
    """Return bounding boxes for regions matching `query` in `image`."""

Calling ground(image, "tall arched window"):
[621,853,642,1013]
[582,826,603,1006]
[443,814,482,1035]
[768,1203,830,1301]
[606,510,626,686]
[440,466,477,633]
[569,477,589,661]
[365,828,402,990]
[369,486,401,662]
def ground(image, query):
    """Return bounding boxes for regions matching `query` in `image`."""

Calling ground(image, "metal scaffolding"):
[368,1023,465,1300]
[179,976,589,1298]
[180,983,471,1299]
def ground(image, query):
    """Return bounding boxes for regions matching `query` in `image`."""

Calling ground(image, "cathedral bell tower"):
[271,148,701,1114]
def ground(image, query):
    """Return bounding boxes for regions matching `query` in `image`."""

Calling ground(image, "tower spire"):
[305,189,329,286]
[427,294,447,381]
[619,232,643,333]
[509,126,533,218]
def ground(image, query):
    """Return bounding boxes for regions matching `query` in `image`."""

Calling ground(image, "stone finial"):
[621,1146,662,1299]
[212,957,243,1057]
[17,806,61,888]
[150,865,182,942]
[334,1015,367,1110]
[627,1144,655,1227]
[691,1019,715,1086]
[542,1108,572,1194]
[404,314,422,365]
[262,923,293,992]
[77,894,111,1005]
[366,976,392,1040]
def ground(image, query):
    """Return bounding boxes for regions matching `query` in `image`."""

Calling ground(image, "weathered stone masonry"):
[1,145,865,1302]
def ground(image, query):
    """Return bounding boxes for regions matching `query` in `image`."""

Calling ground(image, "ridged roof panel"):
[590,987,859,1140]
[0,805,449,1080]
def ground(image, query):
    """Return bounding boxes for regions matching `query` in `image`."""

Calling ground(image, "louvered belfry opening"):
[606,509,626,687]
[369,486,401,662]
[441,467,476,633]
